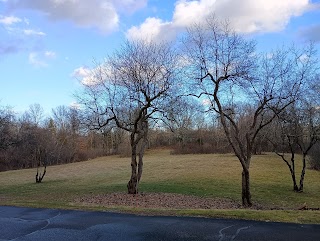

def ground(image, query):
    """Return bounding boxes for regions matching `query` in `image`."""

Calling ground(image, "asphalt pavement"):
[0,206,319,241]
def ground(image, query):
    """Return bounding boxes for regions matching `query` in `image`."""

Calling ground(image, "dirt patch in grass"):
[75,193,320,211]
[75,192,255,210]
[0,195,7,202]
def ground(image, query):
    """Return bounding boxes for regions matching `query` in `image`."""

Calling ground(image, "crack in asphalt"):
[10,211,61,241]
[231,225,251,241]
[219,225,234,241]
[218,225,251,241]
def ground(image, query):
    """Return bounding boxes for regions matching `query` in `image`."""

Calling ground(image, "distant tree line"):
[0,104,121,171]
[0,99,285,170]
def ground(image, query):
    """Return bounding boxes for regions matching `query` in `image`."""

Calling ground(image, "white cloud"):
[72,65,110,86]
[23,29,46,36]
[127,0,312,41]
[72,66,96,86]
[126,17,178,42]
[29,52,45,67]
[69,101,81,110]
[44,51,56,58]
[202,98,211,106]
[217,0,309,33]
[0,15,44,37]
[29,50,56,67]
[0,15,22,25]
[72,66,91,78]
[172,0,213,28]
[8,0,147,34]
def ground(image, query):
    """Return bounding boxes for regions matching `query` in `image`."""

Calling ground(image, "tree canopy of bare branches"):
[183,17,313,206]
[271,56,320,192]
[77,40,180,194]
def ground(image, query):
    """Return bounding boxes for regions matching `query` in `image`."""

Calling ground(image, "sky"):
[0,0,320,115]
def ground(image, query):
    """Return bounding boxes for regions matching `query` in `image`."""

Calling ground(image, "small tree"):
[35,145,47,183]
[272,105,320,191]
[271,66,320,191]
[77,40,180,194]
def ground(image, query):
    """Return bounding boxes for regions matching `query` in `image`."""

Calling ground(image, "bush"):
[309,143,320,171]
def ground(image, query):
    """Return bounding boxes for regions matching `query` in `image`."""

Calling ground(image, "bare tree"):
[0,105,15,151]
[16,117,54,182]
[271,66,320,192]
[51,105,81,164]
[165,98,203,148]
[77,40,180,194]
[21,103,44,126]
[183,17,309,206]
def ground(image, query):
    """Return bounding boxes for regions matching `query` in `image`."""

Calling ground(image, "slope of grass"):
[0,149,319,223]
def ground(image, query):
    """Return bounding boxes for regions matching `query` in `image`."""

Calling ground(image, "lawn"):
[0,149,319,224]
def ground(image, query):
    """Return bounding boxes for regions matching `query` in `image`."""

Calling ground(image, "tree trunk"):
[291,171,299,191]
[137,124,148,183]
[137,140,146,183]
[127,142,138,194]
[241,168,252,207]
[35,164,46,183]
[298,154,307,192]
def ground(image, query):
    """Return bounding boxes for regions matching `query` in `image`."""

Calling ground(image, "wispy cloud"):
[23,29,46,36]
[0,14,46,56]
[0,15,22,25]
[0,15,45,37]
[44,51,56,58]
[29,50,56,67]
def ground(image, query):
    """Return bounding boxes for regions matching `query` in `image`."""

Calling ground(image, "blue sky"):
[0,0,320,115]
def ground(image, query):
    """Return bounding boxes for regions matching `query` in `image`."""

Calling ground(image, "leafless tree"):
[50,105,81,164]
[21,103,44,126]
[271,66,320,192]
[0,105,15,151]
[77,40,180,194]
[165,98,203,147]
[183,17,310,206]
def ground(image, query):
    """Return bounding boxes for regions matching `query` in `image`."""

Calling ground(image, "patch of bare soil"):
[0,195,7,201]
[75,192,246,209]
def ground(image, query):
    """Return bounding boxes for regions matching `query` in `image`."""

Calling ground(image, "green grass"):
[0,149,319,224]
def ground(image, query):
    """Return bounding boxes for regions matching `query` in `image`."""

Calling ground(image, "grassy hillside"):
[0,149,319,223]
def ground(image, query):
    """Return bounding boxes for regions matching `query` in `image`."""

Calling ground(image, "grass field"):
[0,149,319,224]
